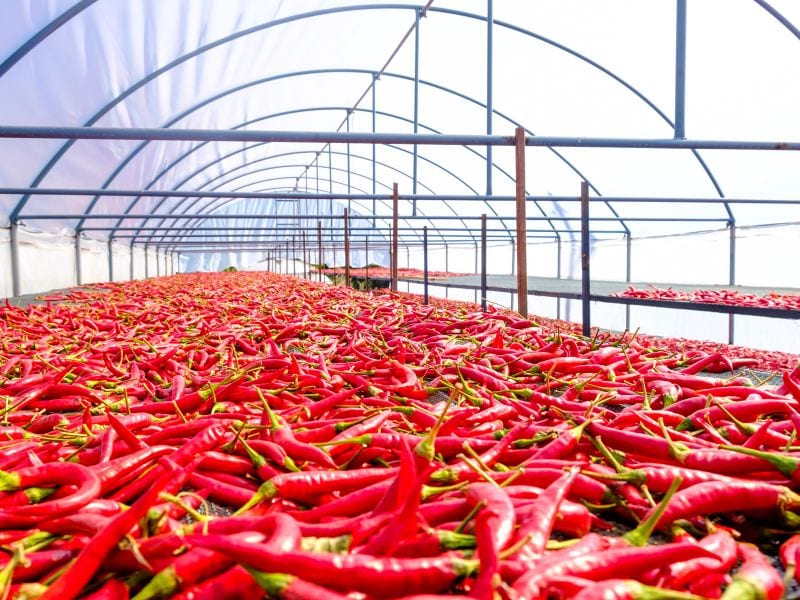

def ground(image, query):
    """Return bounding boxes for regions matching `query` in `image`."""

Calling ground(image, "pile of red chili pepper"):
[2,272,800,599]
[615,285,800,312]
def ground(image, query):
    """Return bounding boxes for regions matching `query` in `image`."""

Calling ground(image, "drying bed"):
[1,272,800,598]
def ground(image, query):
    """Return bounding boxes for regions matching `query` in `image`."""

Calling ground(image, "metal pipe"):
[580,181,591,337]
[317,221,323,282]
[106,238,113,282]
[372,76,377,228]
[556,237,562,320]
[344,209,350,288]
[2,125,800,150]
[412,7,421,217]
[674,0,687,139]
[423,226,429,305]
[474,242,478,304]
[481,214,488,311]
[625,232,632,331]
[486,0,494,197]
[5,187,800,205]
[129,242,135,281]
[302,230,308,280]
[391,183,399,292]
[10,222,21,296]
[75,232,82,286]
[515,127,528,318]
[14,213,733,225]
[729,221,736,345]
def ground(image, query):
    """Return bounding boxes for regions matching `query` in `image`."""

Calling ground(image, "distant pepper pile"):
[1,272,800,598]
[615,284,800,311]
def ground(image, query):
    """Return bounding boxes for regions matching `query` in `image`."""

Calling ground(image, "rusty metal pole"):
[515,126,528,317]
[344,208,350,288]
[580,181,591,337]
[391,183,399,292]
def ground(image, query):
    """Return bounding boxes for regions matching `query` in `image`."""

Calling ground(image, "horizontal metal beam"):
[107,227,626,237]
[4,187,797,205]
[17,213,731,223]
[1,125,799,150]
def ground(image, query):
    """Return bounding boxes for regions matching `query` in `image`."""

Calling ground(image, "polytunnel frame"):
[112,102,521,252]
[129,142,461,251]
[4,124,800,341]
[8,2,742,253]
[0,1,798,335]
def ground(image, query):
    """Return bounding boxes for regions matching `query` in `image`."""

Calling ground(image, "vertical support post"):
[75,231,82,286]
[444,244,449,298]
[365,236,370,284]
[625,232,632,331]
[515,126,528,318]
[10,221,21,297]
[328,145,334,241]
[344,209,350,288]
[155,248,160,277]
[556,237,562,320]
[302,231,308,280]
[317,220,323,283]
[144,244,150,279]
[486,0,494,196]
[391,183,399,292]
[480,214,488,311]
[728,221,736,345]
[412,8,421,217]
[423,226,429,305]
[129,242,135,281]
[474,242,479,304]
[674,0,687,139]
[580,181,591,337]
[107,238,114,282]
[372,75,378,228]
[346,111,352,217]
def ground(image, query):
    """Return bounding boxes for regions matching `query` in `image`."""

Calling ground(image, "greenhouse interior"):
[1,1,800,598]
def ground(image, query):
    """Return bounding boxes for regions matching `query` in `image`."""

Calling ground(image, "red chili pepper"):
[236,467,397,514]
[512,467,580,560]
[184,533,476,597]
[464,482,515,598]
[0,462,101,517]
[40,457,195,600]
[511,542,714,599]
[721,543,784,600]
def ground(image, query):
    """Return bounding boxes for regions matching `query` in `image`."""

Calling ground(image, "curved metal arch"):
[147,164,417,247]
[753,0,800,41]
[136,147,467,251]
[430,6,725,200]
[160,163,451,251]
[11,3,422,221]
[116,106,486,248]
[78,67,529,239]
[132,147,444,249]
[14,3,686,238]
[162,177,388,254]
[0,0,100,78]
